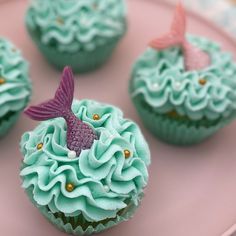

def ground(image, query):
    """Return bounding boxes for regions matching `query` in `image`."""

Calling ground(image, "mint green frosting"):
[0,38,31,118]
[130,35,236,121]
[20,100,150,222]
[26,0,127,53]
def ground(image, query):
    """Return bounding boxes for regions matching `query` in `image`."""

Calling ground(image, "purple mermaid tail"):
[24,67,98,156]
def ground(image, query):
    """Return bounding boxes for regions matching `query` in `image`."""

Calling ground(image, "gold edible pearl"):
[37,143,43,150]
[56,17,64,25]
[124,149,131,159]
[66,183,75,192]
[92,3,98,9]
[167,110,178,118]
[0,78,5,85]
[199,78,207,86]
[93,114,100,120]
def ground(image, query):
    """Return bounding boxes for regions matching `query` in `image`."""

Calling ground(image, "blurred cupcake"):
[20,67,150,235]
[130,3,236,145]
[25,0,127,73]
[0,38,31,137]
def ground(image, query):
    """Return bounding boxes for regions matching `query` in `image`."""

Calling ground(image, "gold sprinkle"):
[167,110,179,118]
[0,78,5,85]
[124,149,131,159]
[66,183,75,192]
[12,48,17,52]
[37,143,43,150]
[199,78,207,86]
[93,114,100,120]
[92,3,98,9]
[56,17,64,25]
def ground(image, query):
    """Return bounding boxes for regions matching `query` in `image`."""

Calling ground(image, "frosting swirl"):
[26,0,127,53]
[20,100,150,222]
[130,35,236,121]
[0,38,31,118]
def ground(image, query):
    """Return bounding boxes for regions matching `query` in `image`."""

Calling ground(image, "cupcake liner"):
[25,187,141,235]
[26,24,126,73]
[0,112,20,138]
[133,97,236,145]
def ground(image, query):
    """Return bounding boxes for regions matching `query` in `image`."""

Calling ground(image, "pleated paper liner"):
[132,96,236,145]
[25,187,143,235]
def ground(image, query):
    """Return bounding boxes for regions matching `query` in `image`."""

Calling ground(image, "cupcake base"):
[25,188,141,235]
[39,203,138,236]
[0,112,20,138]
[133,97,236,145]
[27,26,125,74]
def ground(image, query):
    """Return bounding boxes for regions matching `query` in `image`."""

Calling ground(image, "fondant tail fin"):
[149,2,186,49]
[24,67,74,121]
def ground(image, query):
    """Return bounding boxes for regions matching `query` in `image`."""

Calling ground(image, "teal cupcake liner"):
[38,202,139,235]
[26,23,126,73]
[0,112,20,138]
[25,188,141,235]
[132,97,236,145]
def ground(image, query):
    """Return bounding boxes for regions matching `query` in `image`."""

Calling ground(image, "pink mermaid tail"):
[24,67,98,156]
[149,2,211,71]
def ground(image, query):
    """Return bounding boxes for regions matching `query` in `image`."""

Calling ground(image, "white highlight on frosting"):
[68,150,77,159]
[152,83,160,89]
[174,81,181,90]
[226,69,233,75]
[104,185,110,192]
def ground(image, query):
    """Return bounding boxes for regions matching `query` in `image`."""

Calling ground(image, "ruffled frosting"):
[26,0,127,52]
[130,35,236,121]
[0,38,31,118]
[20,99,150,222]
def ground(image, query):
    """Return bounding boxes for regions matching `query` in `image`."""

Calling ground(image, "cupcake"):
[25,0,127,73]
[20,67,150,235]
[0,38,31,137]
[130,3,236,145]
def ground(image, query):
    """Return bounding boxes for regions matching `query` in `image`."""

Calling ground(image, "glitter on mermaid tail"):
[24,67,98,156]
[149,2,211,71]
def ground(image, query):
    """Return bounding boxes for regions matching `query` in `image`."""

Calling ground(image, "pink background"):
[0,0,236,235]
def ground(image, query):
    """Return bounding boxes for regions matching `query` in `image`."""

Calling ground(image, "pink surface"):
[222,224,236,236]
[0,0,236,235]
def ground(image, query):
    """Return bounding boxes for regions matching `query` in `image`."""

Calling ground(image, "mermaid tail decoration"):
[24,67,98,156]
[149,2,211,71]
